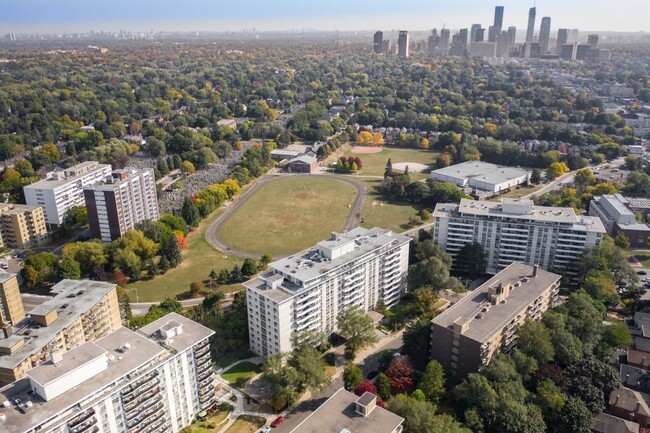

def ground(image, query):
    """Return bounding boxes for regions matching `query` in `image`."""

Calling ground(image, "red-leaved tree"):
[176,234,188,249]
[354,380,378,397]
[385,356,414,393]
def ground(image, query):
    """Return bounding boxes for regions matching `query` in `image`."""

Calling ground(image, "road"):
[204,173,367,260]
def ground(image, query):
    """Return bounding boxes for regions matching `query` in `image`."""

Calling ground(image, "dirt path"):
[204,173,367,259]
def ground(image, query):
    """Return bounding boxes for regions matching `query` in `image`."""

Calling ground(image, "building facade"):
[0,313,216,433]
[397,31,409,58]
[0,203,48,249]
[539,17,551,54]
[433,198,605,275]
[245,227,411,357]
[24,161,113,227]
[589,194,650,248]
[373,31,383,54]
[430,263,561,380]
[0,274,24,327]
[430,161,530,196]
[84,168,159,243]
[0,280,122,386]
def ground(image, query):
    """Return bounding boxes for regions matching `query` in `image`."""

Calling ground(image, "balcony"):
[194,345,210,358]
[121,371,160,400]
[125,394,163,421]
[195,349,211,364]
[127,402,164,429]
[198,376,213,389]
[195,340,209,352]
[129,410,164,433]
[123,387,162,414]
[141,418,167,433]
[68,409,96,429]
[71,417,97,433]
[121,377,161,404]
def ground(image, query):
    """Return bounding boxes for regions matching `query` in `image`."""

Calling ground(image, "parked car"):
[271,416,285,428]
[260,427,271,433]
[638,271,647,275]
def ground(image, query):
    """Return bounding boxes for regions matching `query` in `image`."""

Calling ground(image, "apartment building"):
[430,263,561,380]
[0,280,122,386]
[245,227,411,357]
[0,274,24,326]
[84,168,159,242]
[589,194,650,248]
[433,198,605,275]
[0,203,48,249]
[0,313,216,433]
[24,161,113,227]
[290,388,404,433]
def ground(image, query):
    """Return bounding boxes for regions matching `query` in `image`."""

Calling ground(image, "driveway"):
[205,174,367,259]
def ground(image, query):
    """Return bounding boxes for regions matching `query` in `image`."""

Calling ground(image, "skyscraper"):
[439,28,451,54]
[470,24,481,43]
[588,34,599,48]
[475,28,485,43]
[373,31,383,54]
[494,6,504,31]
[539,17,551,54]
[556,28,569,54]
[570,28,579,42]
[507,26,517,48]
[398,31,409,58]
[525,7,536,57]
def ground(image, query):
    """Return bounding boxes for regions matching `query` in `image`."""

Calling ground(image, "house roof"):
[593,413,640,433]
[609,387,650,416]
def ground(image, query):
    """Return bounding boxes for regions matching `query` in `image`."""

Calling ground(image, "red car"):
[270,416,285,428]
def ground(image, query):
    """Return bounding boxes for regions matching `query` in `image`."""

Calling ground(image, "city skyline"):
[1,0,649,34]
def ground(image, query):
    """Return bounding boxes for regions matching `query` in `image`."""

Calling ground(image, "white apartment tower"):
[433,198,605,275]
[0,313,216,433]
[245,227,411,357]
[24,162,113,227]
[84,168,159,242]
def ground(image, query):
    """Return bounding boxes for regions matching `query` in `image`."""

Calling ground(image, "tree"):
[602,321,632,349]
[402,319,431,371]
[614,233,630,249]
[242,258,258,277]
[180,160,196,175]
[190,281,203,297]
[181,197,201,227]
[517,321,555,364]
[354,380,378,397]
[417,360,445,403]
[384,158,393,178]
[58,255,81,280]
[552,397,593,433]
[337,306,378,357]
[535,379,565,416]
[376,372,391,401]
[546,162,570,180]
[389,394,471,433]
[386,356,414,393]
[436,153,451,168]
[454,242,486,280]
[574,168,596,189]
[164,235,183,268]
[531,168,542,184]
[343,364,363,391]
[260,253,273,267]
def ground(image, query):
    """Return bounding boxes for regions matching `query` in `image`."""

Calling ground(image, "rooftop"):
[0,272,17,284]
[627,197,650,209]
[592,413,640,433]
[432,263,561,343]
[609,386,650,416]
[289,388,403,433]
[245,227,410,299]
[289,155,317,165]
[431,161,530,186]
[434,198,606,232]
[24,161,111,190]
[620,364,648,389]
[28,342,106,387]
[138,312,214,353]
[0,280,117,370]
[0,327,165,433]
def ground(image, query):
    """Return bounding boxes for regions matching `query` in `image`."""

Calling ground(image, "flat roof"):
[290,388,403,433]
[83,167,152,192]
[627,197,650,209]
[24,162,111,190]
[431,161,530,185]
[0,272,17,284]
[434,198,606,233]
[0,280,116,370]
[432,263,561,343]
[138,312,214,353]
[0,327,165,433]
[28,342,106,386]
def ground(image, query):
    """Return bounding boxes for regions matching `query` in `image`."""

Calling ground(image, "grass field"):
[358,179,422,232]
[224,415,266,433]
[221,362,260,386]
[187,412,230,433]
[218,176,357,255]
[344,146,438,177]
[125,204,244,302]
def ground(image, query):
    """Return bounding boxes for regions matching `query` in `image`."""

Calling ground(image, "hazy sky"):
[1,0,649,34]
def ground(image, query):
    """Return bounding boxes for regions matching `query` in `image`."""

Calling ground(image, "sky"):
[1,0,649,34]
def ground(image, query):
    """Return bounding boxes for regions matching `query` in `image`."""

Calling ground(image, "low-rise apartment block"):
[24,161,113,227]
[430,263,561,379]
[0,313,216,433]
[84,168,159,242]
[0,280,122,386]
[245,227,411,357]
[589,194,650,248]
[433,198,605,275]
[0,203,48,249]
[290,388,404,433]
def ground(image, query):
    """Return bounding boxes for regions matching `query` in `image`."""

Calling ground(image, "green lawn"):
[125,206,244,302]
[221,362,261,386]
[186,412,230,433]
[343,146,438,177]
[217,176,357,255]
[630,250,650,267]
[358,179,422,232]
[224,415,266,433]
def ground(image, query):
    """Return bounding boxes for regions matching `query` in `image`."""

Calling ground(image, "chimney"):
[1,324,12,338]
[533,264,539,278]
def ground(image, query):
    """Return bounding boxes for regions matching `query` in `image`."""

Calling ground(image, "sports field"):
[217,176,358,255]
[345,146,437,177]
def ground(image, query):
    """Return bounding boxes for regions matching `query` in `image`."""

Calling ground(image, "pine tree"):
[384,158,393,178]
[164,235,183,268]
[181,197,200,227]
[231,265,243,282]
